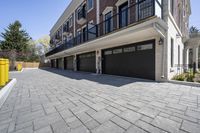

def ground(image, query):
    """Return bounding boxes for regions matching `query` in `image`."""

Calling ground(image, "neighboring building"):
[45,0,191,81]
[184,33,200,70]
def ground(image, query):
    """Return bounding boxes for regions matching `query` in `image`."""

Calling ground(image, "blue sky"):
[0,0,71,40]
[0,0,199,40]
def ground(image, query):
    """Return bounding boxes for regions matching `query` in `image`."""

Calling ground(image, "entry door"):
[77,52,96,73]
[119,2,128,28]
[102,40,155,80]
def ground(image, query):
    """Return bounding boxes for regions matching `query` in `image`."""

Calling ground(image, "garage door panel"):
[102,40,155,80]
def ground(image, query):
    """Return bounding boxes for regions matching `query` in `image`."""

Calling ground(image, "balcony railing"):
[46,0,162,57]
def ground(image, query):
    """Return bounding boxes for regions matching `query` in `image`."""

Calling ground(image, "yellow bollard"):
[17,64,22,71]
[0,58,6,87]
[5,59,9,83]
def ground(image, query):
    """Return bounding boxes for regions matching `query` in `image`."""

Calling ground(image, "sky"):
[0,0,71,40]
[0,0,199,40]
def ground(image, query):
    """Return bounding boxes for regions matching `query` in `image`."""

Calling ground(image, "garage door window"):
[137,44,153,51]
[104,50,112,55]
[113,49,122,54]
[124,47,135,53]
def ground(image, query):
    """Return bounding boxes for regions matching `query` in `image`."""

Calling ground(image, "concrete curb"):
[169,80,200,87]
[0,79,17,108]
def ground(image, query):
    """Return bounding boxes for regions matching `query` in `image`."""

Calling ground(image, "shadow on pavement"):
[41,68,155,87]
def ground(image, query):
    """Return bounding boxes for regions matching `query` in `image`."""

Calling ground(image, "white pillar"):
[96,49,102,74]
[184,48,189,70]
[193,47,199,70]
[73,55,77,71]
[196,47,199,70]
[96,0,100,24]
[61,58,64,70]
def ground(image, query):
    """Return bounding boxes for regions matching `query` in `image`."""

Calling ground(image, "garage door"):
[57,58,63,69]
[64,56,74,70]
[102,40,155,80]
[51,59,56,68]
[77,52,96,73]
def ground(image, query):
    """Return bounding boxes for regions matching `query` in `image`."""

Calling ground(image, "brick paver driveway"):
[0,69,200,133]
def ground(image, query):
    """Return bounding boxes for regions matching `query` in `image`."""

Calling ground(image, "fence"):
[0,50,50,70]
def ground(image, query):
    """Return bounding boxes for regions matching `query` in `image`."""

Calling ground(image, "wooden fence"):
[14,62,50,68]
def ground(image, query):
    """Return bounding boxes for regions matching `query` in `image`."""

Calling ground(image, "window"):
[82,27,87,42]
[171,38,174,67]
[137,44,153,51]
[178,45,180,67]
[76,30,81,44]
[63,21,69,32]
[124,47,135,53]
[104,50,112,55]
[87,0,93,11]
[105,11,113,34]
[138,0,154,20]
[170,0,174,16]
[78,5,86,20]
[69,16,73,27]
[119,2,128,28]
[113,49,122,54]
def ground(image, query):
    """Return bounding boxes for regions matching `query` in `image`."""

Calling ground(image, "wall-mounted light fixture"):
[159,38,164,45]
[176,34,181,38]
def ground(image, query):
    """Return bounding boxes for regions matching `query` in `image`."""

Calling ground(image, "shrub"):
[173,74,185,81]
[185,74,195,82]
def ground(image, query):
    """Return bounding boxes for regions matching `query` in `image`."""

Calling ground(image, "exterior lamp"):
[159,38,164,45]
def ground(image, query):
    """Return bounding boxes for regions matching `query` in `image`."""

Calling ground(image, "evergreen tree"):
[0,20,31,52]
[190,26,199,34]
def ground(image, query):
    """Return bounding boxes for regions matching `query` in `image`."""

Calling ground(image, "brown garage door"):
[64,56,74,70]
[77,52,96,73]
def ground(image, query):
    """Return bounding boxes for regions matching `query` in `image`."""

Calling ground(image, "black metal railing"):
[46,0,162,57]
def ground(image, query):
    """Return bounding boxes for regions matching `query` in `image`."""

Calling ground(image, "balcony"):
[77,5,87,25]
[46,0,162,57]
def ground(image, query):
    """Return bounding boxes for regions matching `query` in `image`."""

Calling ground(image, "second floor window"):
[170,0,174,16]
[119,2,128,28]
[87,0,93,11]
[78,5,86,20]
[69,16,73,27]
[105,11,113,34]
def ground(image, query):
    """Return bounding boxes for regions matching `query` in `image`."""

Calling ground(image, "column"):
[96,0,100,24]
[183,48,189,70]
[96,49,102,74]
[193,47,199,71]
[73,54,77,71]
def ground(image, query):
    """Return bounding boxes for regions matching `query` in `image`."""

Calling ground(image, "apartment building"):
[45,0,191,81]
